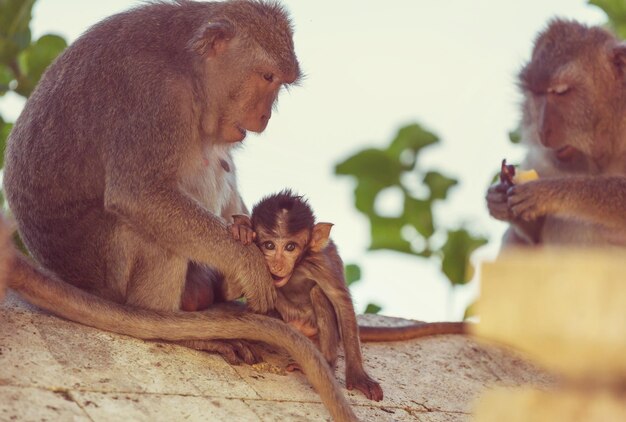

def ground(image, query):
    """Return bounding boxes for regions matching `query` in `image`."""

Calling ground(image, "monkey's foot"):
[285,360,302,372]
[346,372,384,402]
[178,340,263,365]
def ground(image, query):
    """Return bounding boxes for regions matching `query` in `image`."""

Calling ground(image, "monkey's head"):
[190,1,301,144]
[519,19,626,165]
[250,190,332,288]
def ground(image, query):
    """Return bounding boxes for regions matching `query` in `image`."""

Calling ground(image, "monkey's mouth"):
[555,145,578,162]
[271,273,290,288]
[237,126,247,138]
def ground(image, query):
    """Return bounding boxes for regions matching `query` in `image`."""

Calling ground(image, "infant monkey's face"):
[255,226,310,288]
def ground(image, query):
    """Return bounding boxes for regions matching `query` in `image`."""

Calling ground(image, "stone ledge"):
[0,293,551,421]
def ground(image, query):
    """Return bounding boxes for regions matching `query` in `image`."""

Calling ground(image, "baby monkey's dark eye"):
[285,242,296,252]
[263,241,275,250]
[263,72,274,82]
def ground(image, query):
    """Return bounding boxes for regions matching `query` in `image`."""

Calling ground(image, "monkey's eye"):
[263,241,275,250]
[548,84,570,95]
[285,242,297,252]
[263,73,275,83]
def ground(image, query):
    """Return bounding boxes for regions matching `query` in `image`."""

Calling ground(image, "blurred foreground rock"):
[474,248,626,422]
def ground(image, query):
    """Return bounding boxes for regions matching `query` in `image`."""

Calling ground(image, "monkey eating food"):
[229,190,468,401]
[500,159,539,187]
[487,19,626,248]
[1,2,357,420]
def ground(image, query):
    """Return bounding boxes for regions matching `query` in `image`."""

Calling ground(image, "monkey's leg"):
[182,262,222,312]
[179,267,263,364]
[311,286,340,369]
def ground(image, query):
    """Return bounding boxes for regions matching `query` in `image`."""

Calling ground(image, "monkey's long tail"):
[359,322,467,342]
[8,254,358,422]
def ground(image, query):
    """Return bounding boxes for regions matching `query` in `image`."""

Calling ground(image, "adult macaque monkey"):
[2,1,356,421]
[487,19,626,247]
[230,190,466,401]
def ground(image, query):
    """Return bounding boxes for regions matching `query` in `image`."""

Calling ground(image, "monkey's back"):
[2,1,216,286]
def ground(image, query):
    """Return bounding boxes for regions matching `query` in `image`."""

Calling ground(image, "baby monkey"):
[231,190,383,401]
[230,190,467,401]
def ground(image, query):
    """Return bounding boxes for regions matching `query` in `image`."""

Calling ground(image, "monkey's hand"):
[346,371,384,402]
[507,179,560,221]
[229,223,256,246]
[237,248,277,313]
[486,182,514,222]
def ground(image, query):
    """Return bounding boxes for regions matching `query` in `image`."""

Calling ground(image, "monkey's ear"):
[310,223,333,252]
[232,214,252,226]
[190,19,236,57]
[611,43,626,75]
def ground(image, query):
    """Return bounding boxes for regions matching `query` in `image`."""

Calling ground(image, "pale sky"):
[0,1,605,321]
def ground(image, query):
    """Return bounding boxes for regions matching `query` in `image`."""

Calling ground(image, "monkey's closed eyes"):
[487,19,626,247]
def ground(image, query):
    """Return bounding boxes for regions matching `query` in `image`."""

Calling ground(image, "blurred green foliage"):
[0,0,67,176]
[590,0,626,36]
[336,124,488,316]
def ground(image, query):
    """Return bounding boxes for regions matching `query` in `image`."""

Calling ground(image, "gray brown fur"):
[487,19,626,247]
[279,239,384,401]
[2,1,356,421]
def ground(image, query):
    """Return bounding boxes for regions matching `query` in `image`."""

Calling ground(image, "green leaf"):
[403,196,434,238]
[387,123,439,166]
[440,228,488,285]
[345,263,362,287]
[335,148,403,187]
[369,215,413,254]
[0,64,14,94]
[589,0,626,38]
[12,231,28,256]
[508,128,521,144]
[364,303,382,314]
[0,118,12,168]
[423,171,458,201]
[353,178,387,215]
[16,34,67,97]
[0,0,35,64]
[463,300,477,320]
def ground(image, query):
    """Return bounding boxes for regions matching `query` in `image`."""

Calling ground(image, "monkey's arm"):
[508,176,626,230]
[310,285,340,368]
[103,96,274,312]
[308,248,383,402]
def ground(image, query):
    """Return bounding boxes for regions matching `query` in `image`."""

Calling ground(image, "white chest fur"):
[179,143,238,220]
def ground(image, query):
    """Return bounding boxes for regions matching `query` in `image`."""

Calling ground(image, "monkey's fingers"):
[244,228,256,245]
[507,185,544,221]
[230,224,242,241]
[486,191,512,221]
[239,226,256,245]
[347,374,384,402]
[228,340,264,365]
[286,361,302,372]
[181,340,262,365]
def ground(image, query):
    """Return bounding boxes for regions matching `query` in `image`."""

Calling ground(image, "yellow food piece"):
[513,169,539,184]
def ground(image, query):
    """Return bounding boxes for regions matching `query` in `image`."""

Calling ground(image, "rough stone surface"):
[0,292,552,421]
